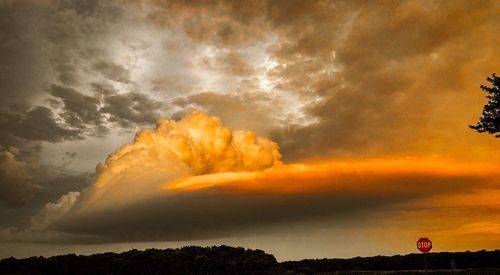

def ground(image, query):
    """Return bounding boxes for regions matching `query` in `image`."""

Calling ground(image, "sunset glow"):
[0,0,499,261]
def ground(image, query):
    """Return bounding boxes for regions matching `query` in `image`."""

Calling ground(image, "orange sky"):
[161,158,500,255]
[1,0,500,260]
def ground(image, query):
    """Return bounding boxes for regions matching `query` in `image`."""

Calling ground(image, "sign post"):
[417,237,432,272]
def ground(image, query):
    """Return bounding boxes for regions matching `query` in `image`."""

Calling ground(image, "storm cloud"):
[7,113,498,246]
[53,162,499,243]
[0,105,82,143]
[1,0,500,260]
[138,0,500,161]
[0,149,40,207]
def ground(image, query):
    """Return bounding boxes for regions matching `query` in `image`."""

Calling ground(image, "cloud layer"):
[9,113,496,246]
[54,158,500,243]
[2,0,499,163]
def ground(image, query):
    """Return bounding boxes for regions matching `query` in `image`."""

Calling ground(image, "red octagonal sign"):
[417,237,432,253]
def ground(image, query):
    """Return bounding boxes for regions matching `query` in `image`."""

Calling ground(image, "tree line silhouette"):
[1,246,500,274]
[281,250,500,274]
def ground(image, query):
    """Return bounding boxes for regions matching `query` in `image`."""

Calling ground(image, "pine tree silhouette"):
[470,73,500,137]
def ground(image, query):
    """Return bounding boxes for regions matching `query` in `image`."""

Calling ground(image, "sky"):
[0,0,499,261]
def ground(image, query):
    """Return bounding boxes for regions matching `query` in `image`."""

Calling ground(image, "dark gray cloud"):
[49,85,101,127]
[0,0,176,158]
[0,84,163,148]
[0,0,123,106]
[0,149,40,207]
[101,92,164,127]
[48,83,165,133]
[0,105,82,144]
[143,0,500,162]
[0,140,89,210]
[2,0,498,164]
[0,88,162,159]
[91,60,131,84]
[0,1,50,107]
[41,0,124,86]
[0,0,154,141]
[0,168,91,227]
[145,0,268,48]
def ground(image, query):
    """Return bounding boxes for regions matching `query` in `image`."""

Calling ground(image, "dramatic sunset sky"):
[0,0,499,260]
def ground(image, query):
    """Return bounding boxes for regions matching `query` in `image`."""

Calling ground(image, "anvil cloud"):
[6,113,498,253]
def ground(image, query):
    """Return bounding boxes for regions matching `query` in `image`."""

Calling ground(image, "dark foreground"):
[1,246,500,274]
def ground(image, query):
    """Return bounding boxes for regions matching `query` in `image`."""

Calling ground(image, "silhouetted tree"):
[0,246,281,275]
[470,73,500,137]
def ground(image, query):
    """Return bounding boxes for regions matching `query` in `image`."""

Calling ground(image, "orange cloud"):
[44,157,499,244]
[166,158,500,194]
[80,111,282,210]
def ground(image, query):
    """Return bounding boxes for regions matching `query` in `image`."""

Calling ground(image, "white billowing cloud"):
[124,111,282,175]
[34,112,282,221]
[30,191,80,231]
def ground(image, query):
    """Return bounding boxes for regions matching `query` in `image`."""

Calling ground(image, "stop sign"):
[417,237,432,252]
